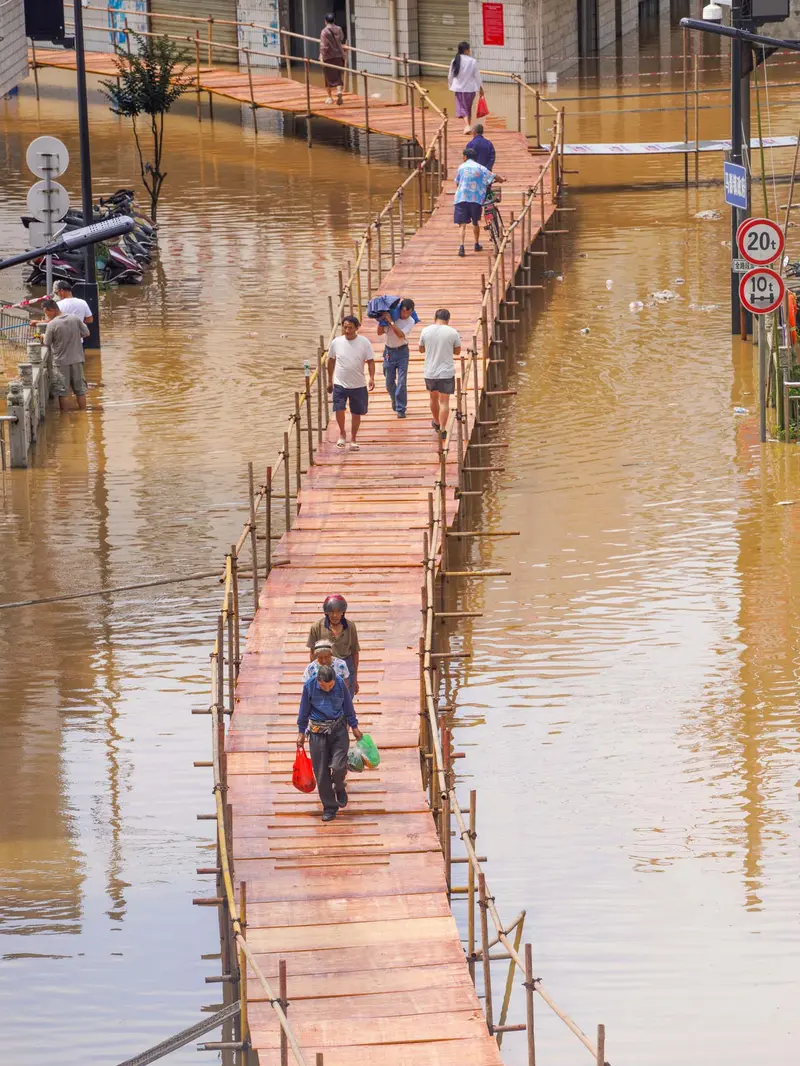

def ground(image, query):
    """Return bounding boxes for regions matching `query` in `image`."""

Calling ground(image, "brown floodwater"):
[0,23,798,1066]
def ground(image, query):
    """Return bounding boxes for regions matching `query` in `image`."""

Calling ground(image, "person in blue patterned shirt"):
[453,147,502,258]
[302,640,350,686]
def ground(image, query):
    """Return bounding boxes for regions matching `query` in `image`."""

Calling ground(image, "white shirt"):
[56,296,92,321]
[329,334,374,389]
[419,323,461,379]
[448,54,482,94]
[381,314,414,349]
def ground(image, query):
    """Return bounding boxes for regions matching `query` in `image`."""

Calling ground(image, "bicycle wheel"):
[486,208,502,253]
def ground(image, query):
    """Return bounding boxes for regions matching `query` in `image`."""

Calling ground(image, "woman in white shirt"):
[447,42,483,135]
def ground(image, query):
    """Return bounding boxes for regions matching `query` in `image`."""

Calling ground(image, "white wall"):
[352,0,420,76]
[237,0,282,69]
[63,1,149,54]
[0,0,28,97]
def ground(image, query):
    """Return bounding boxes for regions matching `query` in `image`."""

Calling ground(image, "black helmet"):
[323,594,347,615]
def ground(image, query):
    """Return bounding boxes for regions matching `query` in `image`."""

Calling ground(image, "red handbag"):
[292,746,316,793]
[476,94,489,119]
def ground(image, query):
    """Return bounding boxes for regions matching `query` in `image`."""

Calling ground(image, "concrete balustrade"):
[5,333,53,468]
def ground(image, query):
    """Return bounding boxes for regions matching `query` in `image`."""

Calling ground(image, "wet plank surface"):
[219,112,556,1058]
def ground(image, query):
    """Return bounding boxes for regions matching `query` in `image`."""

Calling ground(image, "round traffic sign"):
[739,267,785,315]
[737,217,784,265]
[26,220,66,250]
[26,180,70,224]
[26,136,69,179]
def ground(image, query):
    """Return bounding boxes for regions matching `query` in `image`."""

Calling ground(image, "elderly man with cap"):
[297,664,362,822]
[307,594,360,695]
[302,639,350,686]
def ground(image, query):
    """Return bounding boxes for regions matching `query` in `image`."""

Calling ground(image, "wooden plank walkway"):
[33,49,429,142]
[221,116,557,1063]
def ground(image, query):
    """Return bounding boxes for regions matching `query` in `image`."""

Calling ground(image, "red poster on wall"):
[482,2,505,46]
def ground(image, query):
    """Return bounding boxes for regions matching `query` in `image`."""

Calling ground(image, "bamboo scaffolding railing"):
[194,98,606,1064]
[76,3,562,138]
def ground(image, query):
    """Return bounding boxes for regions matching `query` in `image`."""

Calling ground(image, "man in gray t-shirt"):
[42,299,90,411]
[418,308,461,440]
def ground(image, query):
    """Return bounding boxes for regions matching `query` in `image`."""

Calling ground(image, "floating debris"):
[579,327,590,334]
[688,302,721,313]
[695,209,722,221]
[629,300,645,313]
[649,289,680,302]
[733,407,748,414]
[675,277,686,285]
[605,279,614,290]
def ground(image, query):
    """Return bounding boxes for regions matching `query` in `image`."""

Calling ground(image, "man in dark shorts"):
[419,309,462,440]
[326,315,375,451]
[453,146,498,258]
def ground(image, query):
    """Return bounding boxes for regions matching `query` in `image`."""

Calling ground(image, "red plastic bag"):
[292,746,315,793]
[476,94,489,119]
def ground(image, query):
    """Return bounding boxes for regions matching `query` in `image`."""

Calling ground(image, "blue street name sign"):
[724,161,748,209]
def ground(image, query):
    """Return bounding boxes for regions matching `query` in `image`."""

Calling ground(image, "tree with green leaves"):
[101,34,190,223]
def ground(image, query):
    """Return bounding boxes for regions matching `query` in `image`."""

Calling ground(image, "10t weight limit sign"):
[739,267,785,316]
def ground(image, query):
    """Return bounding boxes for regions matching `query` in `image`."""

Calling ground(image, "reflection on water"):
[0,69,401,1064]
[450,150,800,1066]
[1,20,799,1066]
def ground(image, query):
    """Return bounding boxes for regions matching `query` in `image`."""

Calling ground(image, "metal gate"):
[417,0,469,73]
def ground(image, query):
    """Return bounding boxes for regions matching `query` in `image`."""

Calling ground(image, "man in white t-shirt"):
[418,308,461,441]
[377,298,416,419]
[326,315,375,451]
[54,281,93,328]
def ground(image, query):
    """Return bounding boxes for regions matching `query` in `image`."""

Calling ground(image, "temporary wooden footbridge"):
[37,11,609,1065]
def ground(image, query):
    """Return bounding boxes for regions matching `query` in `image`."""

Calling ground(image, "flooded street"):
[0,70,402,1065]
[1,27,799,1066]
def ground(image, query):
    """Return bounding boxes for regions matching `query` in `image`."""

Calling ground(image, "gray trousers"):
[308,720,349,814]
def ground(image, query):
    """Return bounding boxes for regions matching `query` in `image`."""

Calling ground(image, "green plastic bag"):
[347,747,365,773]
[356,734,380,768]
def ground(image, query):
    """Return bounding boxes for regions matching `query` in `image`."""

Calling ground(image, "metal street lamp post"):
[73,0,101,348]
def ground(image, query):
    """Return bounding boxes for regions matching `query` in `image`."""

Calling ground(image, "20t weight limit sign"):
[737,217,785,266]
[739,267,785,315]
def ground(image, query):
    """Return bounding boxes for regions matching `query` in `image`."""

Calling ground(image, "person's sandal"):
[349,441,360,451]
[336,437,346,448]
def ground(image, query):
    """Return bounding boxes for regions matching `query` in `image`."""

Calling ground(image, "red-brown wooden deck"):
[222,115,555,1062]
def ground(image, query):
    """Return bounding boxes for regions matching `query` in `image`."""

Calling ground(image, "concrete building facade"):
[0,0,28,97]
[69,0,647,82]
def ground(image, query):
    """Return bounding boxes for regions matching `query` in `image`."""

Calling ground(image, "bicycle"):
[483,183,505,253]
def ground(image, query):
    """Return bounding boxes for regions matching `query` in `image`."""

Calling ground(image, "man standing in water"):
[41,299,90,411]
[419,309,461,440]
[297,664,362,822]
[327,316,375,451]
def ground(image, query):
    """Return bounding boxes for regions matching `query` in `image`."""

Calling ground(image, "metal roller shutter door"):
[150,0,240,62]
[417,0,470,72]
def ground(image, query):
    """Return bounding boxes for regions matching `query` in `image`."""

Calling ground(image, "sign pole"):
[758,313,767,443]
[74,0,101,348]
[43,152,54,295]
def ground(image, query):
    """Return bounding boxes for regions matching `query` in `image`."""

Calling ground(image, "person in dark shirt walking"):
[466,124,496,171]
[296,664,362,821]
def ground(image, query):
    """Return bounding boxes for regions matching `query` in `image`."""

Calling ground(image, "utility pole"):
[729,4,745,335]
[73,0,101,348]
